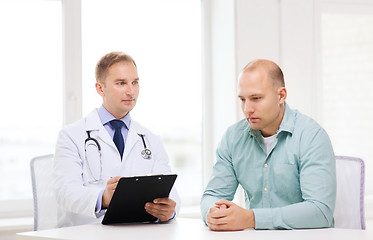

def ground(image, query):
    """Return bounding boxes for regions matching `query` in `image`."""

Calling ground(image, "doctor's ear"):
[95,82,105,97]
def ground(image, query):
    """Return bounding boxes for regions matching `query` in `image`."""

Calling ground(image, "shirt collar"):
[277,102,295,135]
[249,102,295,137]
[97,105,131,129]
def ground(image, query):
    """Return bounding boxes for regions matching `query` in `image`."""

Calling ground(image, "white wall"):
[203,0,320,178]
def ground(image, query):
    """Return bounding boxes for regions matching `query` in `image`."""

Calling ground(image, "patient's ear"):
[278,87,287,104]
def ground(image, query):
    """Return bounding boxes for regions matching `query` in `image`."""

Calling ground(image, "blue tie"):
[109,120,124,159]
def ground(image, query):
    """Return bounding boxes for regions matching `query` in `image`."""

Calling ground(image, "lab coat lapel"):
[85,110,116,150]
[122,121,143,163]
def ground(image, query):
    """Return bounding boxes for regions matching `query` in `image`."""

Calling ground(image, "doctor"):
[54,52,179,227]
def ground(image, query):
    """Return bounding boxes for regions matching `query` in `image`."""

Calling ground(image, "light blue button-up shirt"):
[201,103,336,229]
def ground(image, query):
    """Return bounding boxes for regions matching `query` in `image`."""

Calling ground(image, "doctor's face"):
[238,68,286,137]
[96,61,139,119]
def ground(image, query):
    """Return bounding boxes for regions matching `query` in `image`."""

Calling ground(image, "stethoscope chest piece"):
[141,148,152,159]
[139,133,152,159]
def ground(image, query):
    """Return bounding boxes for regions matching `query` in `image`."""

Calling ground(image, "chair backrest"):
[334,155,365,229]
[30,154,58,231]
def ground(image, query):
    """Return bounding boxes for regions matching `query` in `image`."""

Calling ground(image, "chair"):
[30,154,58,231]
[333,156,366,229]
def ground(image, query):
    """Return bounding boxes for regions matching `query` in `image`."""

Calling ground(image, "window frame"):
[0,0,208,218]
[0,0,81,217]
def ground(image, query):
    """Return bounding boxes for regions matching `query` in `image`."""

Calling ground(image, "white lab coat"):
[53,109,180,227]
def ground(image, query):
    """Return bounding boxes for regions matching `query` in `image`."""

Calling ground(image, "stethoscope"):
[84,131,152,183]
[139,134,152,159]
[85,131,103,183]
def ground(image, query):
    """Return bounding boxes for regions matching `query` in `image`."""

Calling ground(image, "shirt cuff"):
[155,211,176,223]
[253,208,287,229]
[252,208,274,229]
[95,189,106,217]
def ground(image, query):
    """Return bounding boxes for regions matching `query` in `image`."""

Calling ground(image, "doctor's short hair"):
[95,52,137,84]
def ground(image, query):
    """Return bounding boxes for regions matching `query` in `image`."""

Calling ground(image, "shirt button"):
[264,187,268,192]
[264,163,268,168]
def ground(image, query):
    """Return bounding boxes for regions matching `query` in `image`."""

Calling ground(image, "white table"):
[16,218,373,240]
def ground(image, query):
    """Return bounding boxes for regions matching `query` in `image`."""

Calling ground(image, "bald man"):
[201,59,336,230]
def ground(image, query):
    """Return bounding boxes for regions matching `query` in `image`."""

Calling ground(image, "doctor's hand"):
[206,199,255,231]
[102,176,122,209]
[145,197,176,222]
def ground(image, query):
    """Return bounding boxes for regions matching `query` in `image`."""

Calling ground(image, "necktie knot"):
[110,119,124,130]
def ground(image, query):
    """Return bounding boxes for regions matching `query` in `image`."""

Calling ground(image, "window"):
[0,0,62,202]
[320,4,373,195]
[81,0,202,207]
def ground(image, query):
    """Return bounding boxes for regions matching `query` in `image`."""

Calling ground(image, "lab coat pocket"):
[128,143,156,175]
[137,157,155,173]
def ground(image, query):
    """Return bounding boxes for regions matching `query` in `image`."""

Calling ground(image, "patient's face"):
[238,69,285,137]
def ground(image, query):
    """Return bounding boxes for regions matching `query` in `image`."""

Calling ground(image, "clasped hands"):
[206,199,255,231]
[102,176,176,222]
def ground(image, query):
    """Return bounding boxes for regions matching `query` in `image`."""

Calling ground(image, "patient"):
[200,59,336,230]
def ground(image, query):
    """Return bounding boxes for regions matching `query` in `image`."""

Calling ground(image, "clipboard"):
[101,174,177,225]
